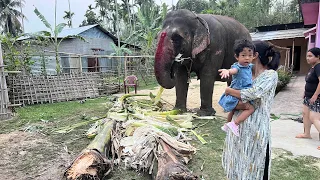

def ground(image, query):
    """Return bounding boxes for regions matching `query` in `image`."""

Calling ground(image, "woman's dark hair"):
[234,39,256,57]
[253,40,280,70]
[308,47,320,58]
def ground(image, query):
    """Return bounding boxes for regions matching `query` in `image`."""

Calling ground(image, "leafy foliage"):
[276,68,292,94]
[80,4,102,27]
[176,0,209,13]
[63,11,75,28]
[0,0,25,36]
[0,33,35,74]
[109,42,132,56]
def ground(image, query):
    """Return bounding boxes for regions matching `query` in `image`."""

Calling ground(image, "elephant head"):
[154,9,210,89]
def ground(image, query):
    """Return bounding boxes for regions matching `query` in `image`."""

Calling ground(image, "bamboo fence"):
[1,49,155,108]
[6,72,120,106]
[0,43,11,120]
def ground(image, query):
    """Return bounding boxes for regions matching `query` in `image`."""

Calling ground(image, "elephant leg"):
[197,65,216,116]
[174,66,189,112]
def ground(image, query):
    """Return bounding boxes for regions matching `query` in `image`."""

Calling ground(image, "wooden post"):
[79,55,83,73]
[284,50,287,71]
[124,57,127,78]
[291,39,295,73]
[0,43,11,119]
[68,54,71,73]
[287,50,290,71]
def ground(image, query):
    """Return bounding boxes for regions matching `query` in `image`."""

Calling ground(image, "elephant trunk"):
[154,31,176,89]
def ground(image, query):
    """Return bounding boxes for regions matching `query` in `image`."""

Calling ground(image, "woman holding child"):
[221,40,280,180]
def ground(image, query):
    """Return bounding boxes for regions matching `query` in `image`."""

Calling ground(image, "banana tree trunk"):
[156,140,198,180]
[55,45,61,74]
[64,120,115,180]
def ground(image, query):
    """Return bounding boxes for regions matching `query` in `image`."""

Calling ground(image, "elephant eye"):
[171,33,183,42]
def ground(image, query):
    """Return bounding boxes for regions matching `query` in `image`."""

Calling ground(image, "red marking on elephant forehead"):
[215,50,222,55]
[155,32,169,62]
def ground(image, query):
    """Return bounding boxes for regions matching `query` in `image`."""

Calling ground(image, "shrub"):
[276,67,292,94]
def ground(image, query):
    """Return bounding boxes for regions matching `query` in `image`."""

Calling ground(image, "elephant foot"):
[196,108,216,116]
[173,106,187,113]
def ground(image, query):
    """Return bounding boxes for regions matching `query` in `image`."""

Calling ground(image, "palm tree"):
[63,11,74,28]
[0,0,26,36]
[63,0,74,28]
[127,2,167,54]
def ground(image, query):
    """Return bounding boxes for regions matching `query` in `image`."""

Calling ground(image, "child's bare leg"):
[227,110,235,123]
[234,102,255,125]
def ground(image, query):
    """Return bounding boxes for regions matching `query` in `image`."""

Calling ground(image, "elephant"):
[154,9,251,116]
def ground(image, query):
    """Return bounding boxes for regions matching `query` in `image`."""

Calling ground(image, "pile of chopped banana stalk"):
[63,87,207,180]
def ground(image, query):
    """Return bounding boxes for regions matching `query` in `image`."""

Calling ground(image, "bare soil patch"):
[0,131,72,180]
[137,78,228,117]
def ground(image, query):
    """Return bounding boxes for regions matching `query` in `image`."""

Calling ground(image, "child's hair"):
[308,47,320,58]
[253,40,280,70]
[233,39,256,57]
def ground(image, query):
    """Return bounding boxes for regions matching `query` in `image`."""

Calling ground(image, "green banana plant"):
[109,42,132,56]
[34,7,86,74]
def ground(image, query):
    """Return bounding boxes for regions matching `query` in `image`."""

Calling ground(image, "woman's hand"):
[310,95,317,104]
[225,87,232,96]
[218,69,230,79]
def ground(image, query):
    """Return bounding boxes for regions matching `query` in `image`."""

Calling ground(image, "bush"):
[276,68,292,94]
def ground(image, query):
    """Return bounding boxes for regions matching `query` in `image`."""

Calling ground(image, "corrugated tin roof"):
[250,28,310,41]
[57,24,98,38]
[18,24,117,40]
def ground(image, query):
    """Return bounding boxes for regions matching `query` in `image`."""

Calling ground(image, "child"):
[218,39,256,137]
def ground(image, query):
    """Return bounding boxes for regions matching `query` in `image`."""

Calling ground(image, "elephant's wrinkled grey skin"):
[154,9,251,116]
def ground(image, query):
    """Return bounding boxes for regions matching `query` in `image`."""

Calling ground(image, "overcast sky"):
[22,0,178,33]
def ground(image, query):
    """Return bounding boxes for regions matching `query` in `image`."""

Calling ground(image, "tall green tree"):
[176,0,209,13]
[0,0,25,36]
[63,11,75,28]
[80,4,102,26]
[127,2,168,54]
[63,0,74,28]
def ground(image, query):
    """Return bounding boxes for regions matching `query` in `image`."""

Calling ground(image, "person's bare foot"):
[295,133,312,139]
[317,146,320,150]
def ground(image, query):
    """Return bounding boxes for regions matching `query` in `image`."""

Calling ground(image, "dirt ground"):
[0,131,72,180]
[0,79,228,180]
[136,78,228,117]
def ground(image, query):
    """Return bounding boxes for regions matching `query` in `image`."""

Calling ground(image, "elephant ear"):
[192,16,210,58]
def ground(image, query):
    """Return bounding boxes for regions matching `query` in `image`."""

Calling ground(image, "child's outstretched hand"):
[218,69,230,79]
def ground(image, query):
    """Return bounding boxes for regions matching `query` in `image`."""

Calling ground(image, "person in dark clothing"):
[296,47,320,150]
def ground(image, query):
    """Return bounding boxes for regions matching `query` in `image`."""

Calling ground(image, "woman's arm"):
[225,87,241,99]
[310,77,320,104]
[226,71,278,102]
[311,65,320,104]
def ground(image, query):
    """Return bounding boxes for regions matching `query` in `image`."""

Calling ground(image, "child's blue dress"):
[219,62,253,112]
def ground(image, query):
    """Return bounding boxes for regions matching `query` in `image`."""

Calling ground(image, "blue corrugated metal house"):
[21,24,139,74]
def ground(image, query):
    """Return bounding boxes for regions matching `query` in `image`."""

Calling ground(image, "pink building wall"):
[301,2,319,25]
[316,3,320,48]
[301,2,320,49]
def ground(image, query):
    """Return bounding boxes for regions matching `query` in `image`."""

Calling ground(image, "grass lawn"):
[0,96,320,180]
